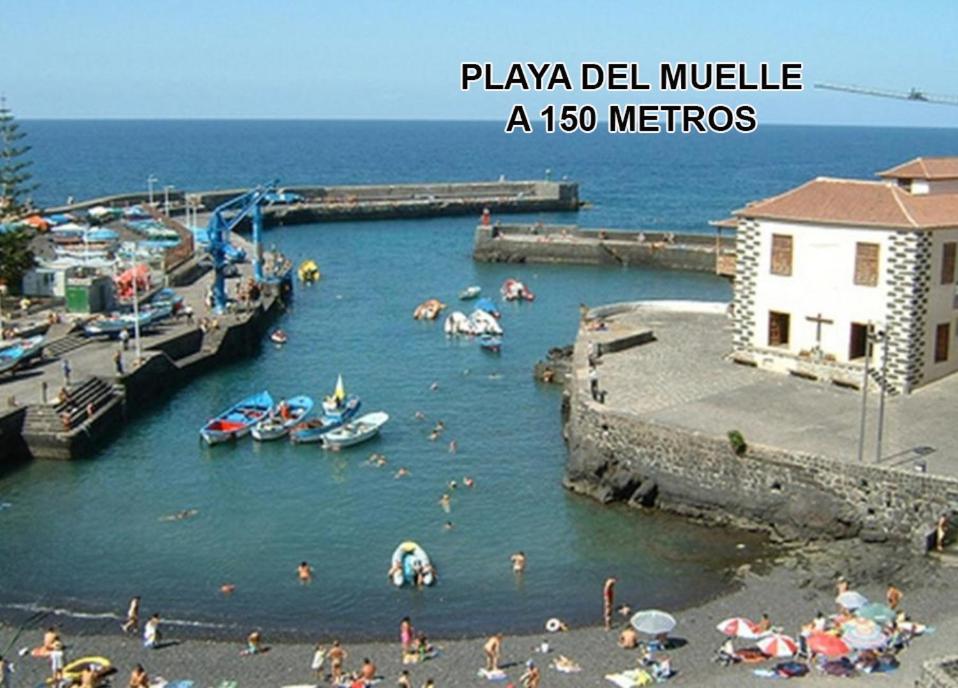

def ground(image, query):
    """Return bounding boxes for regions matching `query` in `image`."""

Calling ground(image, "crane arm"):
[815,82,958,106]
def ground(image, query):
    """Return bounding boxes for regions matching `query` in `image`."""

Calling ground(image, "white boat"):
[459,285,481,300]
[251,395,314,441]
[322,411,389,450]
[390,541,435,587]
[443,311,475,335]
[469,309,503,335]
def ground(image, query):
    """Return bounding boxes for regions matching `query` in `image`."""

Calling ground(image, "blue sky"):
[2,0,956,126]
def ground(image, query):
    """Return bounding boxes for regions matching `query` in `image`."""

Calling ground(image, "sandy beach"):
[3,541,955,687]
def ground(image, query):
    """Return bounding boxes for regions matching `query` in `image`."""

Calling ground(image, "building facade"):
[731,157,958,394]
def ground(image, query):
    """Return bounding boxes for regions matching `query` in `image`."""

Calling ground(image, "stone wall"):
[564,339,958,552]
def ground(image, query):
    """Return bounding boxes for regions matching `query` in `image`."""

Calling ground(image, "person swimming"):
[159,508,198,522]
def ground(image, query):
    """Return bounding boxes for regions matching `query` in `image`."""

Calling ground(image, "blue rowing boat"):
[289,396,361,444]
[200,390,274,445]
[251,395,315,441]
[0,335,45,374]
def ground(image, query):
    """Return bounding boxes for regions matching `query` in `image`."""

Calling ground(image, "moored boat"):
[459,285,481,300]
[0,335,45,374]
[252,395,314,441]
[469,309,503,336]
[200,391,274,445]
[322,411,389,449]
[270,329,288,345]
[413,299,446,320]
[289,399,360,444]
[443,311,475,336]
[479,334,502,354]
[389,541,435,587]
[474,297,500,318]
[501,278,535,302]
[298,259,321,283]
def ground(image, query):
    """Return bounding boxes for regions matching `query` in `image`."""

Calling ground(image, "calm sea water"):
[1,122,956,638]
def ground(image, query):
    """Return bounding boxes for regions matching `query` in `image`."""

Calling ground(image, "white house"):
[731,157,958,394]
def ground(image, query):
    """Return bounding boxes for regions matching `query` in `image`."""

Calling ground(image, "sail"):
[334,374,346,401]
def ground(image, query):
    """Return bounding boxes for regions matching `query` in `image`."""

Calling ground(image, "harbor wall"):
[474,223,734,274]
[0,408,30,466]
[563,324,958,553]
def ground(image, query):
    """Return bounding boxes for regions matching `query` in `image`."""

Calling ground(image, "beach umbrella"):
[716,617,762,639]
[630,609,677,635]
[807,632,850,659]
[835,590,868,610]
[841,618,887,651]
[758,633,799,658]
[857,602,895,625]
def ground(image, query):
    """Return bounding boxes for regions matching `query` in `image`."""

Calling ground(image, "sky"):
[2,0,957,127]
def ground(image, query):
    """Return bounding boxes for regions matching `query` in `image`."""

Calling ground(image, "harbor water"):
[2,122,957,638]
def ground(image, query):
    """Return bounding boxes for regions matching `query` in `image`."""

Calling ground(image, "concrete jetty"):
[473,222,736,275]
[45,180,581,225]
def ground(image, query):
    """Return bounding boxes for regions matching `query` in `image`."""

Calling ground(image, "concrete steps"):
[45,333,93,358]
[23,377,122,436]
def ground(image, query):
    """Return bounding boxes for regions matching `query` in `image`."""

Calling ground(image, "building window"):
[942,242,956,285]
[854,242,880,286]
[768,311,790,347]
[935,323,950,362]
[849,323,869,360]
[770,235,792,276]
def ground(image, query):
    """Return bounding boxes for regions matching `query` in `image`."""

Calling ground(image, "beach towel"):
[605,669,653,687]
[551,657,582,673]
[751,669,778,678]
[211,682,237,688]
[166,682,195,688]
[478,668,508,681]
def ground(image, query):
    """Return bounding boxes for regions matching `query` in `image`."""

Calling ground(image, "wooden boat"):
[200,391,274,445]
[251,395,314,441]
[322,411,389,449]
[413,299,445,320]
[459,285,481,300]
[298,259,320,283]
[0,335,45,374]
[479,334,502,354]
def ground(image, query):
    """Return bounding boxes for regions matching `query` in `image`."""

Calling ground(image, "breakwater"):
[45,180,580,224]
[562,302,958,553]
[473,222,735,274]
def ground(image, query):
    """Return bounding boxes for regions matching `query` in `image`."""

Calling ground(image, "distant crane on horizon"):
[815,82,958,106]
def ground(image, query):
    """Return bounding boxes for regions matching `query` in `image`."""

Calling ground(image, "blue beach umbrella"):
[857,602,895,625]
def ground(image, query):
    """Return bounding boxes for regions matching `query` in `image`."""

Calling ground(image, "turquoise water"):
[0,214,759,638]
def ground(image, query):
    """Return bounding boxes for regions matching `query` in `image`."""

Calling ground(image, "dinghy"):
[84,311,154,337]
[290,394,361,443]
[459,285,481,300]
[322,411,389,450]
[390,541,435,587]
[251,395,314,441]
[200,391,274,445]
[270,329,288,345]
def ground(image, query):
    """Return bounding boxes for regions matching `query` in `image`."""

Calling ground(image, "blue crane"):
[206,182,277,313]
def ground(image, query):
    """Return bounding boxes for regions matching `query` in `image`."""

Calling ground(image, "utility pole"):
[147,175,158,205]
[875,329,889,463]
[856,322,872,463]
[163,185,175,216]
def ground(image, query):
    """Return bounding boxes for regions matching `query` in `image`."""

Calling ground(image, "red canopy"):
[808,632,850,658]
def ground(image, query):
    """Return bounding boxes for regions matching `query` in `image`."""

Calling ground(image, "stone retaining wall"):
[564,316,958,552]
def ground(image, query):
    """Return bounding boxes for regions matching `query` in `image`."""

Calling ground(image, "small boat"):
[474,297,500,318]
[252,395,314,441]
[443,311,475,336]
[200,391,274,445]
[298,259,320,283]
[413,299,446,320]
[270,329,288,345]
[0,335,45,374]
[459,285,481,300]
[479,335,502,354]
[289,398,361,444]
[390,541,435,587]
[83,311,153,337]
[469,309,503,336]
[323,411,389,449]
[501,278,535,302]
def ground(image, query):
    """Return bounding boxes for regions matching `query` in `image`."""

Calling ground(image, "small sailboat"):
[459,285,481,300]
[200,391,274,445]
[322,411,389,450]
[251,395,314,441]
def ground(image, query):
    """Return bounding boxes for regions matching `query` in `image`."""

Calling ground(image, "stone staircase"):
[44,332,92,358]
[22,377,124,458]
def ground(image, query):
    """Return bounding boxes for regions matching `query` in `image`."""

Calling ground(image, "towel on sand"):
[605,669,653,687]
[478,668,508,680]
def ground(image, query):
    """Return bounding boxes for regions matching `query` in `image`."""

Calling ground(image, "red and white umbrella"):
[716,617,762,639]
[758,633,799,658]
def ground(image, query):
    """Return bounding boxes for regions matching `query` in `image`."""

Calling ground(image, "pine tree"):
[0,97,37,220]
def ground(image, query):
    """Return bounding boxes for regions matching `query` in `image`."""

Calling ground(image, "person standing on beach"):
[122,596,140,634]
[836,576,849,595]
[327,640,347,683]
[936,514,949,552]
[603,577,617,630]
[400,617,415,657]
[49,640,64,682]
[483,633,502,671]
[886,584,903,609]
[360,658,377,682]
[143,613,160,649]
[298,561,313,583]
[310,644,326,679]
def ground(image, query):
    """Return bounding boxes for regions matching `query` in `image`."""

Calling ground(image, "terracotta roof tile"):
[877,157,958,180]
[734,178,958,230]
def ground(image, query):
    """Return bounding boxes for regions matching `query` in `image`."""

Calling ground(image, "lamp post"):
[856,322,873,464]
[875,329,889,463]
[163,185,175,217]
[147,175,158,205]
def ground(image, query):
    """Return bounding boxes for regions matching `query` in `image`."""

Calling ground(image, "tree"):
[0,227,34,294]
[0,97,37,220]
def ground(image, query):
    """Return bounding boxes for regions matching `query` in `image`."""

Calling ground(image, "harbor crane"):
[815,82,958,106]
[206,182,278,313]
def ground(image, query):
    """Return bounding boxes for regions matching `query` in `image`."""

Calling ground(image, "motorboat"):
[0,335,45,374]
[270,329,288,345]
[459,285,481,300]
[479,335,502,354]
[474,297,500,318]
[322,411,389,450]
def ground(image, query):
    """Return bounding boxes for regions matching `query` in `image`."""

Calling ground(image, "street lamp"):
[147,175,158,205]
[163,185,175,217]
[874,329,890,463]
[856,324,890,464]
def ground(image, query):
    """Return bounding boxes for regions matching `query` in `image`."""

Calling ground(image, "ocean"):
[1,121,955,639]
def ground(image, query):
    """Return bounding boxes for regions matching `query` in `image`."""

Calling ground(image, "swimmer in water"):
[160,509,198,522]
[394,467,410,479]
[414,411,426,421]
[448,439,458,454]
[463,476,475,488]
[443,521,454,531]
[439,494,451,513]
[429,382,439,391]
[511,551,527,573]
[448,480,458,490]
[428,431,439,441]
[298,561,313,583]
[220,584,236,595]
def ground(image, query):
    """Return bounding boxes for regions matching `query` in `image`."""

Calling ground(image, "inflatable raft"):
[390,541,435,587]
